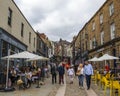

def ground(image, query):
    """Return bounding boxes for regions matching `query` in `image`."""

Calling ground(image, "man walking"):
[58,63,65,84]
[51,63,57,84]
[84,61,93,90]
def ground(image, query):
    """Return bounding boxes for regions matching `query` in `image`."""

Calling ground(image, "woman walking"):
[76,63,84,89]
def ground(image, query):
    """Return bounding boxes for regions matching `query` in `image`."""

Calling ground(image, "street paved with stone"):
[0,75,104,96]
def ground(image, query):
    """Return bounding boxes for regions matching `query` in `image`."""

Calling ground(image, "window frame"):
[109,3,114,16]
[21,23,24,37]
[110,23,115,40]
[92,21,95,31]
[100,14,103,24]
[100,31,104,45]
[29,32,31,44]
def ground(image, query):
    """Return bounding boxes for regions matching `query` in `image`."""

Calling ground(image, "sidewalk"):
[83,81,98,96]
[55,76,66,96]
[0,75,102,96]
[64,76,98,96]
[0,77,58,96]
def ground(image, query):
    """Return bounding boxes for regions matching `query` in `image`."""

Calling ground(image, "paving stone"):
[65,76,87,96]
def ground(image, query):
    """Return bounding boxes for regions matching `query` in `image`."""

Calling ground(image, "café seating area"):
[92,69,120,96]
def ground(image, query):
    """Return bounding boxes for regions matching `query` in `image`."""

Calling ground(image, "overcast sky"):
[14,0,106,42]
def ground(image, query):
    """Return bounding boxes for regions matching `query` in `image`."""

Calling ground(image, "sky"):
[14,0,106,42]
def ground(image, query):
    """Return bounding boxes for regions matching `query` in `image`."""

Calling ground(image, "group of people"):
[50,62,65,84]
[4,60,94,91]
[5,63,51,89]
[67,61,93,90]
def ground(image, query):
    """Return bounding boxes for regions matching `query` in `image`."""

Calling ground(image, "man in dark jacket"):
[51,63,57,84]
[58,63,65,84]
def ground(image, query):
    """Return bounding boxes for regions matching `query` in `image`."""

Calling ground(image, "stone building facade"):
[0,0,37,54]
[0,0,38,70]
[73,0,120,68]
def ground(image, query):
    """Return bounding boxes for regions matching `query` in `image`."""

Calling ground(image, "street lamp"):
[4,49,15,91]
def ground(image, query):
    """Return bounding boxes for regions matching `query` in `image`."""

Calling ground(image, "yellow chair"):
[105,73,110,80]
[91,70,97,82]
[96,73,102,87]
[101,76,111,96]
[110,80,120,96]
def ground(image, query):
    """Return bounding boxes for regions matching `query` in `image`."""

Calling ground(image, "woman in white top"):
[67,65,75,84]
[76,63,84,89]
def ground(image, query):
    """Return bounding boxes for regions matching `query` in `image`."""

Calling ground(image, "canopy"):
[88,57,102,61]
[1,50,40,89]
[27,56,49,61]
[98,54,119,61]
[2,51,39,59]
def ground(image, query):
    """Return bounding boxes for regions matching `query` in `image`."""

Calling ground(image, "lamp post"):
[5,49,10,89]
[4,49,15,91]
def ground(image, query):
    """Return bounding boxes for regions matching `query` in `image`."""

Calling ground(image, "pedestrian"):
[84,61,93,90]
[40,65,45,84]
[58,63,65,85]
[76,63,84,89]
[51,63,57,84]
[67,65,75,84]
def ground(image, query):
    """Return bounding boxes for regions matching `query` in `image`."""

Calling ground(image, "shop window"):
[10,45,15,55]
[2,40,8,57]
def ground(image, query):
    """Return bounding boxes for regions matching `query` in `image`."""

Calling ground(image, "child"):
[67,65,75,84]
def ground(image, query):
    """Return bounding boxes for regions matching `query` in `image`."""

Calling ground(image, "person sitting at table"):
[10,67,17,86]
[105,63,110,72]
[25,67,32,84]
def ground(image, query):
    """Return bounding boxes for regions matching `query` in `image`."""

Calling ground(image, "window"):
[92,21,95,31]
[8,8,12,26]
[100,14,103,24]
[2,40,8,57]
[109,3,114,16]
[90,39,92,49]
[82,43,84,51]
[92,37,97,48]
[85,41,87,50]
[34,37,35,47]
[110,23,115,39]
[21,23,24,37]
[100,31,104,45]
[29,32,31,43]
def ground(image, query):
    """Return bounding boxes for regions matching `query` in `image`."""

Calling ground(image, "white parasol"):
[98,54,119,61]
[88,57,102,61]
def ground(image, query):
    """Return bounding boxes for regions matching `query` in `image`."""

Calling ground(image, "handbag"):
[76,69,81,76]
[17,76,23,85]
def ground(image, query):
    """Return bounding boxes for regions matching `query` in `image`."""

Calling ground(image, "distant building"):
[53,38,70,63]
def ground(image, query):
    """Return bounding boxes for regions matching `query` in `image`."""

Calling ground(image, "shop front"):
[0,28,27,71]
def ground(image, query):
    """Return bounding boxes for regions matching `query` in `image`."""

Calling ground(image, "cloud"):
[14,0,106,42]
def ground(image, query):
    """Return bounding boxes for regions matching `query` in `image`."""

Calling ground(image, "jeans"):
[85,74,91,89]
[78,74,84,87]
[59,75,64,84]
